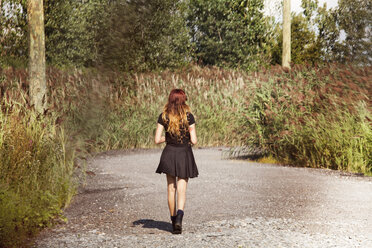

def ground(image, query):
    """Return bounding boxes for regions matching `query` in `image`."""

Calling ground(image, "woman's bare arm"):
[154,123,165,144]
[189,124,197,145]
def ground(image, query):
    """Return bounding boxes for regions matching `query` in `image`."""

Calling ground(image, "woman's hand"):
[155,124,165,144]
[189,124,197,145]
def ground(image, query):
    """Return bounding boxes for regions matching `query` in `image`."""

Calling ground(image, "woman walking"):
[154,89,198,234]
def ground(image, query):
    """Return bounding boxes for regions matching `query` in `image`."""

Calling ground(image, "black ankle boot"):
[171,215,176,233]
[173,209,184,234]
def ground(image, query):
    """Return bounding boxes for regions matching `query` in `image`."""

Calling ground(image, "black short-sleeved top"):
[158,113,195,145]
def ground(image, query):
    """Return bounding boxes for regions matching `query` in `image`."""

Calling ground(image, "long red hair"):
[162,89,191,136]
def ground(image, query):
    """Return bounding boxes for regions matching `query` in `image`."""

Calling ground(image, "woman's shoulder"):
[158,113,167,126]
[187,112,195,125]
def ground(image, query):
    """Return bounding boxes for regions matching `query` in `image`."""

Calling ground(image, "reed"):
[240,64,371,174]
[0,63,370,246]
[0,93,75,246]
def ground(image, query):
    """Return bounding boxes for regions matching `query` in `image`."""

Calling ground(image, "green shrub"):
[241,64,371,173]
[0,99,75,247]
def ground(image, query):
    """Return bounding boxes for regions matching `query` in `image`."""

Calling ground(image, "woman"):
[154,89,198,235]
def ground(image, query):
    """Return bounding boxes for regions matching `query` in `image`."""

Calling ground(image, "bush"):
[0,94,75,247]
[241,64,371,173]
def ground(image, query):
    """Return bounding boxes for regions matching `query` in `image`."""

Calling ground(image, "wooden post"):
[28,0,47,113]
[282,0,291,68]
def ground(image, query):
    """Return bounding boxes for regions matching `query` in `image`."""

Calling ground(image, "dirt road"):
[34,148,372,247]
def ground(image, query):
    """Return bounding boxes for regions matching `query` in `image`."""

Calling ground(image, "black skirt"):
[156,144,198,179]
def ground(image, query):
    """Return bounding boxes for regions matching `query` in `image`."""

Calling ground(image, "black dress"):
[156,113,199,179]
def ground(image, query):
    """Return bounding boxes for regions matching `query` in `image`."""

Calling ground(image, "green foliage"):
[301,0,319,21]
[314,3,340,62]
[1,0,370,69]
[272,13,322,65]
[44,0,102,66]
[336,0,372,64]
[0,0,102,67]
[272,0,336,65]
[240,64,371,173]
[272,0,371,66]
[98,0,192,71]
[187,0,273,70]
[0,73,76,247]
[0,1,28,67]
[1,0,192,69]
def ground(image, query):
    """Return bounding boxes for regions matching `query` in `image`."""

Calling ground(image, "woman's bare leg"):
[166,174,177,216]
[176,177,188,211]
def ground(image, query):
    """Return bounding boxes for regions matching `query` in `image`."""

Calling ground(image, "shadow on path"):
[79,187,126,195]
[132,219,172,233]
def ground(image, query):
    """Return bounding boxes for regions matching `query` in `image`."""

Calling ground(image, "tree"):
[314,3,340,62]
[187,0,273,70]
[336,0,371,64]
[1,0,104,67]
[98,0,192,71]
[273,0,340,65]
[0,0,28,67]
[28,0,47,113]
[292,14,322,64]
[44,0,104,67]
[300,0,371,65]
[282,0,290,68]
[272,13,321,65]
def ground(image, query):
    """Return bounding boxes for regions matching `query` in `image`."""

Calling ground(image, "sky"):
[292,0,338,13]
[264,0,339,17]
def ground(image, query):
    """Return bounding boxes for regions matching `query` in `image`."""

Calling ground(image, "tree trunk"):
[28,0,47,113]
[282,0,291,68]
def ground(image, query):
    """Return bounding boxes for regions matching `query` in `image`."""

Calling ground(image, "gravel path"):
[34,148,372,248]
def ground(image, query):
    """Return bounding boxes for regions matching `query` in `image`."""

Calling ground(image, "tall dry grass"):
[0,92,75,246]
[0,63,371,246]
[241,64,371,173]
